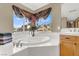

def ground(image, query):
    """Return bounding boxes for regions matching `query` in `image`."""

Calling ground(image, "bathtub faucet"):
[16,40,22,47]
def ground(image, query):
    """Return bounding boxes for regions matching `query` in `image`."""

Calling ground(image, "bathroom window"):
[36,14,52,31]
[13,13,52,32]
[13,14,29,32]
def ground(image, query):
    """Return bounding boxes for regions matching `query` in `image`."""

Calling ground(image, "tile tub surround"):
[0,33,12,45]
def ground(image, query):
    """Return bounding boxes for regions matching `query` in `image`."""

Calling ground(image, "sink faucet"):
[78,30,79,32]
[70,29,76,32]
[74,29,76,32]
[70,30,72,32]
[16,40,22,47]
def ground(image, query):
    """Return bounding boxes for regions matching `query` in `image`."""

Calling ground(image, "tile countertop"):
[60,28,79,36]
[13,32,60,54]
[60,32,79,36]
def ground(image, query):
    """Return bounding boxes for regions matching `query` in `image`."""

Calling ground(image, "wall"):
[51,4,61,32]
[61,17,67,28]
[0,3,61,33]
[13,3,61,32]
[33,3,61,32]
[0,3,13,33]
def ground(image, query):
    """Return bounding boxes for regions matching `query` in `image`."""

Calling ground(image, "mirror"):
[61,17,79,28]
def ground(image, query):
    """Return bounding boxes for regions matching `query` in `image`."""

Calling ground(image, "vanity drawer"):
[60,35,76,42]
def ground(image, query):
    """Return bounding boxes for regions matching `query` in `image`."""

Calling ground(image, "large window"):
[13,13,52,32]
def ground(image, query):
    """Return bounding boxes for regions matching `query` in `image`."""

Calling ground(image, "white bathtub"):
[12,31,60,56]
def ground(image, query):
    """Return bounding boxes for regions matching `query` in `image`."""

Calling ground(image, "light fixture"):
[27,25,31,29]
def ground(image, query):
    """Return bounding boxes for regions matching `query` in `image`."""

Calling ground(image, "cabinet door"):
[75,43,79,56]
[75,36,79,56]
[60,41,75,56]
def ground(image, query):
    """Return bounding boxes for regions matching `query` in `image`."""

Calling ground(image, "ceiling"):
[21,3,49,11]
[20,3,79,20]
[61,3,79,20]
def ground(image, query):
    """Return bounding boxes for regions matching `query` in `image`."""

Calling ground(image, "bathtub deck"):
[12,31,60,56]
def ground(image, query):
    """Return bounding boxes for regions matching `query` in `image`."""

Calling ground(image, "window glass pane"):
[13,14,25,32]
[36,14,52,31]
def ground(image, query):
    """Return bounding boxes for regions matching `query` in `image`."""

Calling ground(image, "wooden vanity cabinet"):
[60,35,79,56]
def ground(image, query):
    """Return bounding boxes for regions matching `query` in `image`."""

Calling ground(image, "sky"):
[13,14,52,28]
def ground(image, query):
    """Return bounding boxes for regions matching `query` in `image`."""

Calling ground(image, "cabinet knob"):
[66,38,69,39]
[74,43,77,45]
